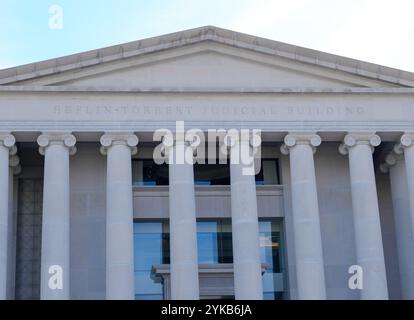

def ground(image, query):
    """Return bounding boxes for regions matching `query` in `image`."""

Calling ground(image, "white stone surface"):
[69,143,106,299]
[168,141,200,300]
[1,90,414,133]
[381,151,414,299]
[56,49,363,89]
[228,139,263,300]
[38,133,76,300]
[101,133,137,300]
[314,144,359,300]
[0,133,15,299]
[6,155,19,300]
[1,26,411,87]
[281,133,326,299]
[394,133,414,242]
[375,171,401,299]
[340,133,388,300]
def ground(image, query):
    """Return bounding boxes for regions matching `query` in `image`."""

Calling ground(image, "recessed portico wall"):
[18,141,393,300]
[282,143,358,300]
[69,143,106,299]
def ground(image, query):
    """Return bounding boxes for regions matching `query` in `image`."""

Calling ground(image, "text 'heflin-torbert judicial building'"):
[1,26,414,300]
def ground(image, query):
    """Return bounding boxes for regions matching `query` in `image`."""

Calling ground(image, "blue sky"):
[1,0,414,71]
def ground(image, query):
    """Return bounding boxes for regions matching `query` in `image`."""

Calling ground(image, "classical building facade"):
[1,26,414,300]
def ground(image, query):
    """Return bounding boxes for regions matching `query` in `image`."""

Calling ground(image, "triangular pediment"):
[1,26,413,88]
[33,45,388,88]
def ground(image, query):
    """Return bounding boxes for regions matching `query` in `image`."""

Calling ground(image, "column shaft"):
[404,144,414,234]
[105,142,135,300]
[169,142,199,300]
[283,135,326,300]
[229,142,263,300]
[343,135,388,300]
[6,156,20,299]
[387,159,414,299]
[40,143,71,299]
[0,145,9,299]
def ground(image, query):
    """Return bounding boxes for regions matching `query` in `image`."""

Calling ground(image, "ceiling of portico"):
[1,26,413,89]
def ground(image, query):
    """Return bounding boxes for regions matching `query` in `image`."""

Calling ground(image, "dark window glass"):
[133,159,279,186]
[132,160,168,186]
[194,163,230,185]
[218,221,233,263]
[255,159,280,185]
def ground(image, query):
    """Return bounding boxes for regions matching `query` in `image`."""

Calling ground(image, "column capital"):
[393,132,414,155]
[9,154,19,167]
[339,132,381,155]
[400,132,414,148]
[9,154,22,175]
[280,132,321,155]
[0,132,17,155]
[379,149,404,173]
[223,130,262,149]
[37,132,77,156]
[100,133,138,155]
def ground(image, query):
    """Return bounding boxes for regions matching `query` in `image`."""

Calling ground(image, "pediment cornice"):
[1,25,414,87]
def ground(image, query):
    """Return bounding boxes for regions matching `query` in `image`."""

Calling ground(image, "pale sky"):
[1,0,414,72]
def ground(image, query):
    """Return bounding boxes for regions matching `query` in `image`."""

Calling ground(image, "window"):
[197,220,233,264]
[259,220,285,300]
[133,222,169,300]
[194,163,230,185]
[255,159,280,185]
[133,219,285,300]
[132,159,280,186]
[132,160,168,186]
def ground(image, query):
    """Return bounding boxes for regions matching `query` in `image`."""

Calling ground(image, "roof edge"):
[1,25,414,87]
[2,85,414,94]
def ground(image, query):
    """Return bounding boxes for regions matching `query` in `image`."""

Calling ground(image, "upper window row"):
[132,159,280,186]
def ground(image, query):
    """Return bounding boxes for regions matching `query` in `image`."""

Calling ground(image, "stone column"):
[167,138,199,300]
[281,133,326,300]
[225,133,263,300]
[0,133,16,300]
[394,133,414,239]
[100,133,138,300]
[380,151,414,299]
[38,133,76,300]
[7,155,20,300]
[339,133,388,300]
